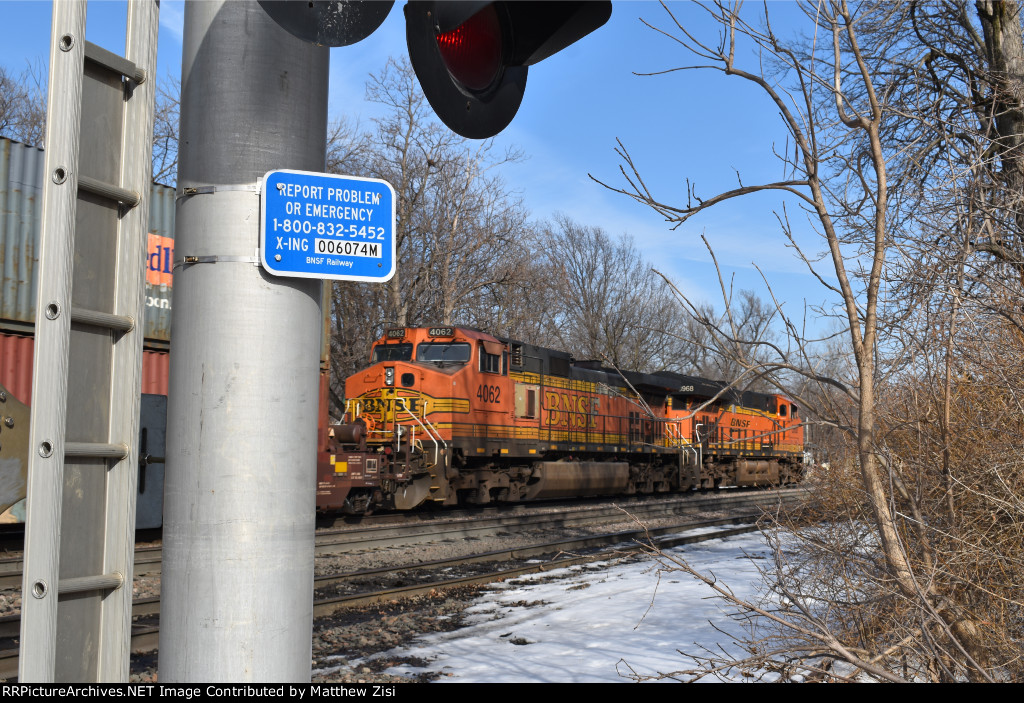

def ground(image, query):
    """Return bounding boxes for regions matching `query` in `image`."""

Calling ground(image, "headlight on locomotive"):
[384,367,395,386]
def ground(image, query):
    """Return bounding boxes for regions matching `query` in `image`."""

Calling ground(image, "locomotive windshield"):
[417,342,471,363]
[371,343,412,363]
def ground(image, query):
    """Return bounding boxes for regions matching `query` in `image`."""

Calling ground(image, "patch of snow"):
[374,533,778,682]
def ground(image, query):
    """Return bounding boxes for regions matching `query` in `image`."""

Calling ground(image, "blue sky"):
[0,0,836,327]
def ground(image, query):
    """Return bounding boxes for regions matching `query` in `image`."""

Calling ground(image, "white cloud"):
[159,0,185,46]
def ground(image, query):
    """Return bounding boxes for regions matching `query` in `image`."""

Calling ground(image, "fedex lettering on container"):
[147,233,173,311]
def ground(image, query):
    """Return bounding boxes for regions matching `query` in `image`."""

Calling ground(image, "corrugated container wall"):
[1,333,168,403]
[0,332,33,403]
[0,137,175,345]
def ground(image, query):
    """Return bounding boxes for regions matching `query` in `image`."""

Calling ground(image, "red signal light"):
[435,4,502,93]
[407,1,610,139]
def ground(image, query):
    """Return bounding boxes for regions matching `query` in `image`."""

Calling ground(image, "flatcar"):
[317,326,806,513]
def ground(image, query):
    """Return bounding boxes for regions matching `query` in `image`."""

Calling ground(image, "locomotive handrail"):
[664,422,681,446]
[344,399,359,419]
[396,396,447,468]
[665,423,693,448]
[666,423,699,464]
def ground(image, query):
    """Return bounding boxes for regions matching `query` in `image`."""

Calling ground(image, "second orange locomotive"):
[317,326,805,513]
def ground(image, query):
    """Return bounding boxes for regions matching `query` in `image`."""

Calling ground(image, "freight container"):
[0,136,332,527]
[1,137,175,344]
[0,137,178,526]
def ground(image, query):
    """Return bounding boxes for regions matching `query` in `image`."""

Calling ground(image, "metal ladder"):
[20,0,159,682]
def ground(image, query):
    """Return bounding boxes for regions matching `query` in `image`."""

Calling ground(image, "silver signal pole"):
[160,2,327,681]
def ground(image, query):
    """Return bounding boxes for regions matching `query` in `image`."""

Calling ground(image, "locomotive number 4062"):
[477,384,501,404]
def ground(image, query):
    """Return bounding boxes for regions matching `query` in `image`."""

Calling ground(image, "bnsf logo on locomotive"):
[731,418,751,428]
[362,397,420,413]
[544,391,598,430]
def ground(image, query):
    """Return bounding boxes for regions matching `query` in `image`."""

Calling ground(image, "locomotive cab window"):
[480,351,501,374]
[372,343,412,363]
[779,404,788,417]
[479,340,505,374]
[417,342,471,364]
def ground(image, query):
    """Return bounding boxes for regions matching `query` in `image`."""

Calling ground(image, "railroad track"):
[0,488,802,589]
[0,487,806,679]
[308,513,764,613]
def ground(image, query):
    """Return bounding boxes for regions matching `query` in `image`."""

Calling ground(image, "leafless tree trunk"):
[364,58,461,327]
[593,0,1020,680]
[421,140,530,326]
[597,0,914,589]
[326,58,544,414]
[540,215,689,372]
[151,73,180,184]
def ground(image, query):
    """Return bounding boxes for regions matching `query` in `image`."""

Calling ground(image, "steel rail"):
[0,488,805,589]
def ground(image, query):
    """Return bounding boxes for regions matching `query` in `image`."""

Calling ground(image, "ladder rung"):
[64,442,129,460]
[84,40,146,84]
[70,307,134,332]
[58,573,124,595]
[78,174,140,207]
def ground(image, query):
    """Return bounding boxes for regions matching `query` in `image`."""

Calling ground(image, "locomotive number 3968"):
[476,384,501,404]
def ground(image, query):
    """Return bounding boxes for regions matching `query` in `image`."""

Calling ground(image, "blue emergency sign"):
[260,169,396,282]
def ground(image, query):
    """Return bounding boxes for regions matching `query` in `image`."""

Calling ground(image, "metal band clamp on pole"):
[174,182,263,270]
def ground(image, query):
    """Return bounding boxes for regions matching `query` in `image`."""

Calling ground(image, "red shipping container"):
[0,332,169,404]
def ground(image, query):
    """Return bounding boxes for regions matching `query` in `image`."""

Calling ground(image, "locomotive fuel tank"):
[522,461,631,500]
[734,459,780,487]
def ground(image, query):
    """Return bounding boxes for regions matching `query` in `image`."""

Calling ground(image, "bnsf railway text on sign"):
[260,169,396,282]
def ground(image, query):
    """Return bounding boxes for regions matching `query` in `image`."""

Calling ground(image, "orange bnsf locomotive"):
[316,326,806,513]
